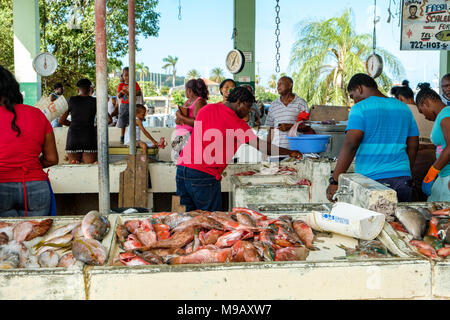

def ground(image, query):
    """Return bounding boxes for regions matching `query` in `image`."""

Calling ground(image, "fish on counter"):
[35,233,73,256]
[57,252,77,268]
[0,232,8,245]
[38,250,59,268]
[409,240,438,259]
[72,237,107,266]
[274,247,309,261]
[12,219,53,243]
[81,211,110,241]
[113,208,325,266]
[168,247,233,265]
[395,206,427,239]
[432,207,450,216]
[292,220,317,250]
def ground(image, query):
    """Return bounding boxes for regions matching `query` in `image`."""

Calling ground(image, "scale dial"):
[33,52,58,77]
[366,53,383,79]
[226,49,245,74]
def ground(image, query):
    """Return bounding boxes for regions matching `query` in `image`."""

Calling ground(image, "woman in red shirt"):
[0,66,59,217]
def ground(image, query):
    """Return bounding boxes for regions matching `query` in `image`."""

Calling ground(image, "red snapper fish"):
[215,230,249,248]
[292,220,316,249]
[153,224,171,241]
[123,234,144,251]
[437,247,450,258]
[119,252,151,266]
[12,219,53,242]
[169,248,232,265]
[275,247,309,261]
[171,215,225,233]
[139,226,195,250]
[432,208,450,216]
[231,241,260,262]
[410,240,438,259]
[135,219,157,247]
[231,208,268,222]
[199,229,225,245]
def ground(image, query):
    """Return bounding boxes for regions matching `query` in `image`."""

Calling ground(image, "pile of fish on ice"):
[113,208,318,266]
[391,203,450,259]
[0,211,110,269]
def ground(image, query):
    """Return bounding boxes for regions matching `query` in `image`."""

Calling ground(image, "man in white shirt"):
[266,76,310,149]
[440,73,450,106]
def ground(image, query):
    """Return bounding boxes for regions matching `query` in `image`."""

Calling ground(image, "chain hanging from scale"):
[372,0,377,54]
[178,0,182,21]
[274,0,281,74]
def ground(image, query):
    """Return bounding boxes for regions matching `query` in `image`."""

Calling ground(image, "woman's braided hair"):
[0,65,23,136]
[415,82,442,106]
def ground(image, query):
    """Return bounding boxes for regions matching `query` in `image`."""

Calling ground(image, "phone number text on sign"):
[401,0,450,51]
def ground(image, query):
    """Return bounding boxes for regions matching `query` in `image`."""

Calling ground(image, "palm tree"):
[162,55,179,88]
[268,74,277,92]
[289,9,404,106]
[210,67,225,83]
[187,69,201,80]
[136,62,149,97]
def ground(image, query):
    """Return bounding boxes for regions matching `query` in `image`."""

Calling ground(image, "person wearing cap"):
[59,78,98,164]
[49,82,64,128]
[176,86,302,212]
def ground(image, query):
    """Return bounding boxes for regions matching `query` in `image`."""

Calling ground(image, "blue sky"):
[123,0,439,89]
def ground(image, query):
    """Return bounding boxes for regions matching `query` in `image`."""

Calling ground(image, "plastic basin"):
[287,135,331,153]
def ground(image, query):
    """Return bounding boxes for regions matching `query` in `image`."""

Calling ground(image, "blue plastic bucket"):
[287,135,331,153]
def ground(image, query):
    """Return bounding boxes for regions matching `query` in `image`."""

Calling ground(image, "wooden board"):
[310,105,350,121]
[118,154,149,208]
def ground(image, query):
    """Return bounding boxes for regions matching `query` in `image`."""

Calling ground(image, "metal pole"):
[128,0,136,155]
[94,0,110,214]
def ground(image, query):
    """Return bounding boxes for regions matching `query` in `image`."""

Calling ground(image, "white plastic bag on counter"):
[306,202,385,240]
[34,95,68,122]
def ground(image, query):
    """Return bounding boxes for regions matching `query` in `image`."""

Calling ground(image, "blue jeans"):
[0,181,51,217]
[376,176,412,202]
[176,166,222,212]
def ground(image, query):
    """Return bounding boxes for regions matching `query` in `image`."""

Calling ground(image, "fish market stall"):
[85,204,432,300]
[0,213,116,300]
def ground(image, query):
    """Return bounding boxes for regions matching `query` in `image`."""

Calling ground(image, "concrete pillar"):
[13,0,41,105]
[439,51,450,93]
[233,0,255,90]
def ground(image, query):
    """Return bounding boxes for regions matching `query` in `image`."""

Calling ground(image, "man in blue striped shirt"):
[326,73,419,202]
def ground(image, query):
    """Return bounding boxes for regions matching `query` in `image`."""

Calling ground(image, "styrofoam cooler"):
[306,202,385,240]
[34,95,68,122]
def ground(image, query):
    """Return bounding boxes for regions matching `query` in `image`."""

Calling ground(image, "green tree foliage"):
[0,0,13,71]
[207,95,223,104]
[290,9,404,106]
[255,86,278,103]
[39,0,160,97]
[186,69,201,80]
[162,55,178,88]
[268,74,277,90]
[172,90,186,106]
[210,67,225,83]
[160,86,170,96]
